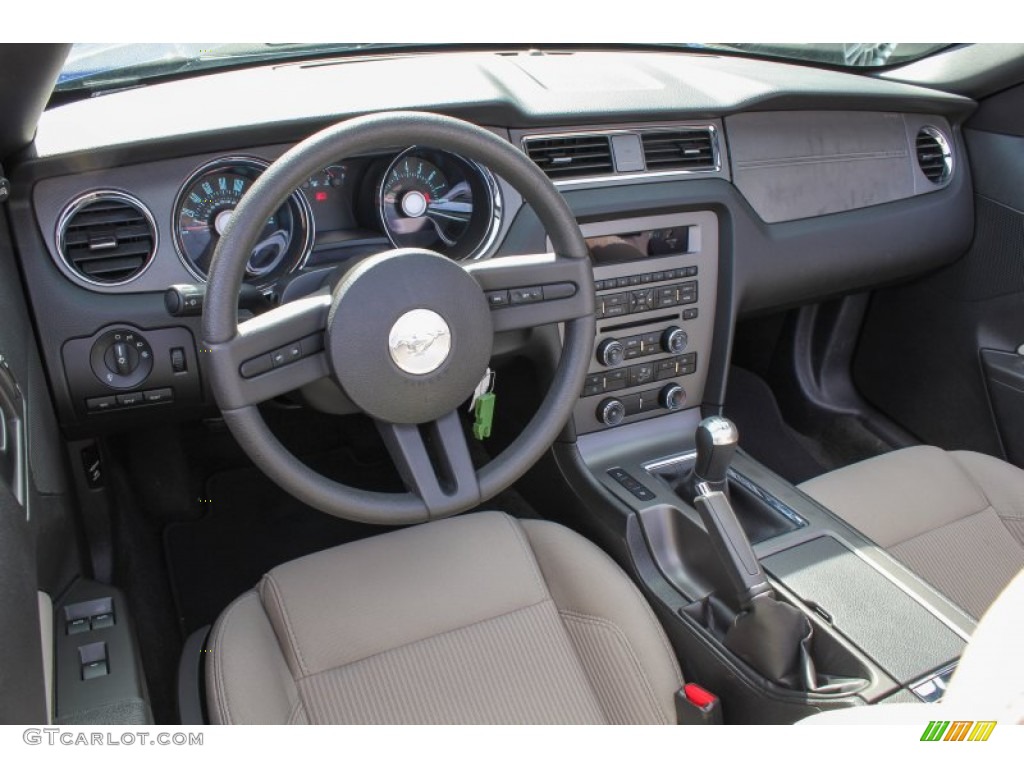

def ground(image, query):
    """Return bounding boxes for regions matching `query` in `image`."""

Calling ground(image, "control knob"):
[597,398,626,427]
[89,328,154,389]
[596,338,625,367]
[659,383,686,411]
[662,326,688,355]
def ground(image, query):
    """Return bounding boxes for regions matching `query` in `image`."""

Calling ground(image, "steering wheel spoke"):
[206,293,332,409]
[465,252,594,332]
[376,411,481,517]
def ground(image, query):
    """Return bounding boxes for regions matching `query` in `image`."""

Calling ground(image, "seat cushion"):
[799,446,1024,619]
[206,511,682,724]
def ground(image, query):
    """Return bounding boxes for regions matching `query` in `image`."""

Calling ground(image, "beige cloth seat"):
[799,445,1024,619]
[206,511,683,724]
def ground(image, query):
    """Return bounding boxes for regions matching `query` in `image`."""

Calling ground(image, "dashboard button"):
[116,392,143,407]
[605,368,628,390]
[271,343,303,367]
[628,363,655,387]
[509,286,543,304]
[86,396,117,412]
[542,282,577,301]
[486,290,510,307]
[629,288,655,313]
[240,355,273,378]
[143,388,173,404]
[682,308,699,320]
[583,374,604,397]
[605,292,629,307]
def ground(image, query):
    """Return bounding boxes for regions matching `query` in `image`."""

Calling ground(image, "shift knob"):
[693,416,739,485]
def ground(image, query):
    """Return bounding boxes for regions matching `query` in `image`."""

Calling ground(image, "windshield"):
[55,43,955,93]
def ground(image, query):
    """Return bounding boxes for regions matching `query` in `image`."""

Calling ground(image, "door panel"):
[0,179,82,722]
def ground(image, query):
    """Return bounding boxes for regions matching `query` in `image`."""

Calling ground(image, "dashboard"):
[6,50,977,437]
[38,144,510,295]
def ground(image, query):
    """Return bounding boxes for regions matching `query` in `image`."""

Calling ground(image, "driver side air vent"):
[523,134,614,179]
[641,129,716,171]
[57,192,157,285]
[915,127,953,184]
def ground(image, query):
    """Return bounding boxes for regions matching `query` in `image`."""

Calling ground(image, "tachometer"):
[378,148,501,260]
[173,157,313,285]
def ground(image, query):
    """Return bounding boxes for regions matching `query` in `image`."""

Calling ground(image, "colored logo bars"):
[920,721,997,742]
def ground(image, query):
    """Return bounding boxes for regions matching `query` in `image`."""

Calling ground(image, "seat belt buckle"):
[675,683,723,725]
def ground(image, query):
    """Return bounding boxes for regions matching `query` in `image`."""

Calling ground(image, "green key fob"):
[473,392,496,440]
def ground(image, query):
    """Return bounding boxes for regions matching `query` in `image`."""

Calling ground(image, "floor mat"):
[724,366,828,485]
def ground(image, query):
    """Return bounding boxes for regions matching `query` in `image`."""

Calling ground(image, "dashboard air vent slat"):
[58,193,157,285]
[523,135,614,179]
[641,129,716,171]
[915,127,952,184]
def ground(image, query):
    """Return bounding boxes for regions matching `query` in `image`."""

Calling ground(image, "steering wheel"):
[201,112,596,525]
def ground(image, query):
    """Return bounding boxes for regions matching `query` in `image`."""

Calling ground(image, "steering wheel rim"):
[202,111,595,525]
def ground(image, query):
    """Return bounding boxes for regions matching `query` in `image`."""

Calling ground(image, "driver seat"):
[206,511,683,724]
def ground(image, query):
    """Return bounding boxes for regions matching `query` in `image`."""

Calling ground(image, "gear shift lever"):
[679,415,739,503]
[692,416,739,494]
[678,417,820,688]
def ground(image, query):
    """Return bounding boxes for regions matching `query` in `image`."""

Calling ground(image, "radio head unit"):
[569,212,718,434]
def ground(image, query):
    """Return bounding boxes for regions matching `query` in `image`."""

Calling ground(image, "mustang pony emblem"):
[390,329,448,357]
[387,309,452,375]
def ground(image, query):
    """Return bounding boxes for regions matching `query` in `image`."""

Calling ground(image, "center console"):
[558,409,976,721]
[547,210,976,722]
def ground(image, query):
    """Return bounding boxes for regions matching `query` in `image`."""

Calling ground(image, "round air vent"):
[56,191,157,285]
[915,127,953,185]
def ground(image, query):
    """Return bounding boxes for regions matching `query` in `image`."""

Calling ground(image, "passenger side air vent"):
[523,134,614,179]
[915,127,953,184]
[57,192,157,285]
[641,129,716,171]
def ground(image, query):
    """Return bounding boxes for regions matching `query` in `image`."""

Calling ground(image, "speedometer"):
[173,157,313,285]
[378,147,501,260]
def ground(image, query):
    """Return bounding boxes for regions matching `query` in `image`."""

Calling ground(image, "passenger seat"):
[798,446,1024,619]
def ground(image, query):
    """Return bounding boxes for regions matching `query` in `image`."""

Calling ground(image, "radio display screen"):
[585,226,690,264]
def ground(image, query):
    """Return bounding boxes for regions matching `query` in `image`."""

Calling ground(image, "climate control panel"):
[570,211,718,434]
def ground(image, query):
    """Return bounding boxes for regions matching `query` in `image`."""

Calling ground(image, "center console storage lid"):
[762,536,965,685]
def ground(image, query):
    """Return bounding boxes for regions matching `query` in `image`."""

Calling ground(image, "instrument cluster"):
[171,147,503,287]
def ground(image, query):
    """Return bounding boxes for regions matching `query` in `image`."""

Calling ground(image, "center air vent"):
[915,127,953,184]
[524,134,613,179]
[641,129,716,171]
[57,192,157,285]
